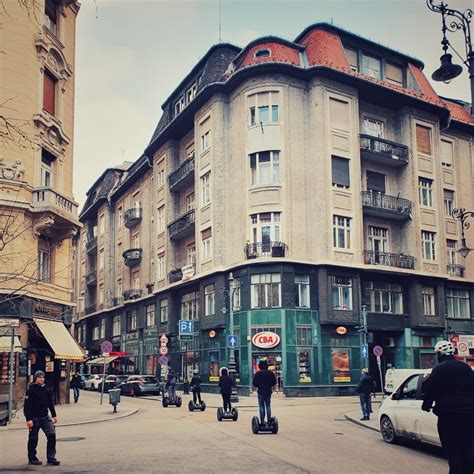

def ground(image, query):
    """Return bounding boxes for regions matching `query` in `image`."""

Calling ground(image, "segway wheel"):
[251,416,260,434]
[162,397,169,408]
[232,407,238,421]
[188,400,194,412]
[176,396,182,407]
[271,417,279,434]
[200,401,206,412]
[217,407,223,421]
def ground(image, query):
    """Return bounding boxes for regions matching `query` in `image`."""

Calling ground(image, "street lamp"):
[427,0,474,116]
[451,208,474,258]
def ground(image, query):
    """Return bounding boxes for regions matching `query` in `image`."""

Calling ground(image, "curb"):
[344,413,380,433]
[0,409,139,431]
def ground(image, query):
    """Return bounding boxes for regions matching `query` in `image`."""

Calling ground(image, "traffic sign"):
[227,335,238,348]
[159,346,168,355]
[100,341,113,353]
[372,345,384,357]
[179,320,193,340]
[158,355,168,366]
[457,341,470,357]
[160,334,169,343]
[361,344,369,359]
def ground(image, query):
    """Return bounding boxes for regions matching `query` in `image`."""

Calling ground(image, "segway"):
[162,391,182,408]
[217,407,238,421]
[188,399,206,412]
[251,416,278,434]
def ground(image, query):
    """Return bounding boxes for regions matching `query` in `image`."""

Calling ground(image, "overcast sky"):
[73,0,472,207]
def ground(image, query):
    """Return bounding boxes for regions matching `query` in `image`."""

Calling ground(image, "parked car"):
[84,374,103,391]
[384,368,428,394]
[100,375,129,392]
[79,374,87,389]
[118,375,160,396]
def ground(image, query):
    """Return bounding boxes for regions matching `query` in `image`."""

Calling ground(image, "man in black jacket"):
[190,369,202,405]
[356,369,375,421]
[219,367,234,412]
[252,359,277,424]
[23,370,60,466]
[422,340,474,474]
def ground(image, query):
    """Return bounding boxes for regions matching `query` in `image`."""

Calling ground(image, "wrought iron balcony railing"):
[244,241,288,259]
[359,134,409,166]
[169,157,195,191]
[84,304,97,315]
[86,236,97,254]
[123,289,142,301]
[85,270,97,286]
[363,250,415,269]
[168,209,195,240]
[361,191,412,220]
[447,264,465,277]
[124,208,142,228]
[123,248,142,267]
[113,296,124,306]
[169,268,183,283]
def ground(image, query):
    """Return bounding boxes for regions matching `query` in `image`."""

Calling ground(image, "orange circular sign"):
[209,330,216,338]
[336,326,347,335]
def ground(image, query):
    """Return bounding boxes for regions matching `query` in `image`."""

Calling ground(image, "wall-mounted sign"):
[209,330,216,338]
[34,303,61,317]
[181,264,195,281]
[336,326,347,335]
[252,332,280,349]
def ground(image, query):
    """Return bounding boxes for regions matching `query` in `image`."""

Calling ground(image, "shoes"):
[28,459,42,465]
[360,417,369,421]
[47,459,60,466]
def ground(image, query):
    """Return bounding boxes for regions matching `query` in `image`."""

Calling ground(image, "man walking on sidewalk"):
[24,370,60,466]
[70,371,81,403]
[356,369,375,421]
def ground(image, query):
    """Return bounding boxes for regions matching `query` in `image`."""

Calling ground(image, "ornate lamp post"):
[427,0,474,116]
[451,208,474,258]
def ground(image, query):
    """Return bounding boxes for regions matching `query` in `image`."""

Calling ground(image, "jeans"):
[258,394,272,423]
[167,385,176,400]
[438,414,474,474]
[359,393,372,419]
[27,416,56,462]
[192,387,202,404]
[72,387,80,403]
[222,393,231,412]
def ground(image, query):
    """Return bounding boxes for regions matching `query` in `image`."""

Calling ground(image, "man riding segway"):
[252,359,278,434]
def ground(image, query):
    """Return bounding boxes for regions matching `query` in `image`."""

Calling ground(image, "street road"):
[0,391,447,473]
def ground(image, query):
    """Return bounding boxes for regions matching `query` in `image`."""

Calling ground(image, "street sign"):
[100,341,113,353]
[373,345,384,357]
[158,355,168,366]
[159,346,168,355]
[227,335,238,348]
[160,334,168,343]
[376,355,381,366]
[179,320,193,340]
[361,344,369,359]
[102,352,109,357]
[457,341,470,357]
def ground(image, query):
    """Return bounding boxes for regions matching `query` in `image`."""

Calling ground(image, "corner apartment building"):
[0,0,84,407]
[75,23,474,396]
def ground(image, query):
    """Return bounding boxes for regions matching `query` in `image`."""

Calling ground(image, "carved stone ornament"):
[33,215,55,237]
[0,158,26,181]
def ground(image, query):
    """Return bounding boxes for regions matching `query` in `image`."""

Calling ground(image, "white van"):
[384,368,428,394]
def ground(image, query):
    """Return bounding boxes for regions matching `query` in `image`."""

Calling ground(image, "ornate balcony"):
[363,250,415,269]
[361,191,412,220]
[245,241,288,259]
[124,208,142,228]
[169,268,183,283]
[85,269,97,286]
[84,304,96,315]
[447,264,465,277]
[168,209,195,240]
[123,248,142,267]
[86,236,97,254]
[123,289,142,301]
[359,134,409,167]
[169,157,195,192]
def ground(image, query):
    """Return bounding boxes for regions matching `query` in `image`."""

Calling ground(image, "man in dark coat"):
[190,369,202,404]
[70,371,81,403]
[356,369,375,421]
[23,370,60,466]
[252,359,277,424]
[218,367,234,412]
[422,340,474,474]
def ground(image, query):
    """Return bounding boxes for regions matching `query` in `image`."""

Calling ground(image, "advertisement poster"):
[332,349,351,382]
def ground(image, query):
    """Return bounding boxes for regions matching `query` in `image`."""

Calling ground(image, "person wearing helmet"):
[190,368,202,405]
[252,359,277,425]
[422,340,474,474]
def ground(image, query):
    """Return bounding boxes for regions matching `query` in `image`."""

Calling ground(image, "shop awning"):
[86,356,119,365]
[0,335,22,353]
[34,318,86,361]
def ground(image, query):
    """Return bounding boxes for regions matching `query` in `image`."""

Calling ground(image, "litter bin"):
[108,388,121,413]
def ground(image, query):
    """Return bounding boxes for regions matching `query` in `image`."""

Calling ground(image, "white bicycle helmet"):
[434,340,455,355]
[193,369,198,375]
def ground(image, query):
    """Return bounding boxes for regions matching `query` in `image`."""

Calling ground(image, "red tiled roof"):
[443,100,474,124]
[236,41,301,69]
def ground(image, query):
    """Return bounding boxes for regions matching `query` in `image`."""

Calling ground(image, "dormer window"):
[186,84,197,103]
[362,53,382,79]
[254,48,271,59]
[385,62,403,86]
[174,96,185,116]
[45,0,58,35]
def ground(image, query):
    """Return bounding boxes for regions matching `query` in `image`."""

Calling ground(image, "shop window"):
[248,91,279,127]
[295,275,310,308]
[420,353,436,369]
[209,351,219,381]
[204,284,215,316]
[446,289,470,319]
[250,273,281,308]
[332,276,353,310]
[331,349,351,382]
[250,150,280,185]
[296,325,312,346]
[160,299,168,323]
[298,350,311,383]
[146,304,155,327]
[332,156,350,188]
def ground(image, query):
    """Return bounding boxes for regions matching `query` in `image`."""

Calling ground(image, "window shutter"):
[201,227,212,239]
[440,139,453,166]
[385,62,403,85]
[332,156,350,187]
[329,98,349,132]
[366,171,386,193]
[416,125,432,155]
[43,71,56,115]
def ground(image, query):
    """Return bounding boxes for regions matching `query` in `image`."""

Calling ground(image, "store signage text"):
[252,332,280,349]
[336,326,347,335]
[34,303,60,317]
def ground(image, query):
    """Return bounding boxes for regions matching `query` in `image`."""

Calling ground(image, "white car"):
[378,370,441,446]
[84,374,103,391]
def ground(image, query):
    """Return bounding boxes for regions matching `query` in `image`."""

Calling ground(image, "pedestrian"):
[70,371,81,403]
[23,370,60,466]
[356,368,375,421]
[219,367,234,412]
[190,368,202,405]
[422,340,474,474]
[252,359,277,425]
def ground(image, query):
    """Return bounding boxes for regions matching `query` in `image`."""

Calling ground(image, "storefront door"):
[252,354,283,392]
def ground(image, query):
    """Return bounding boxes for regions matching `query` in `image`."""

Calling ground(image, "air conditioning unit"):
[383,337,395,347]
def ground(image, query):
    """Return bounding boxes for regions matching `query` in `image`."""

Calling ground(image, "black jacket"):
[70,374,81,389]
[422,356,474,416]
[357,374,375,395]
[219,374,234,394]
[24,383,57,420]
[190,375,201,388]
[252,369,277,396]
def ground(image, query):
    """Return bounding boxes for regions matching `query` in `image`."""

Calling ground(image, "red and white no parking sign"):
[457,341,470,357]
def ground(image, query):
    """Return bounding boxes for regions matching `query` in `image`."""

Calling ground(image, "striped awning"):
[86,356,119,365]
[0,335,22,353]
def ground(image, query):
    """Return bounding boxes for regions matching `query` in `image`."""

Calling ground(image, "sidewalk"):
[345,406,380,432]
[0,390,138,431]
